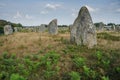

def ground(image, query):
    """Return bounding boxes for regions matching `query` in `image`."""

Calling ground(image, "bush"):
[40,51,60,79]
[0,27,4,34]
[10,74,26,80]
[101,76,109,80]
[69,71,81,80]
[73,57,86,68]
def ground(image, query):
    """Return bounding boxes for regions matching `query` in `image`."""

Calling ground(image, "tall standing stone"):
[48,19,58,35]
[4,25,13,35]
[70,6,97,48]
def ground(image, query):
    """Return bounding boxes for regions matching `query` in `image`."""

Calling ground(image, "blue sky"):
[0,0,120,26]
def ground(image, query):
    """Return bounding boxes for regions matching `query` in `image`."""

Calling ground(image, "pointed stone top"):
[76,6,92,23]
[51,19,57,22]
[49,19,57,25]
[48,18,58,35]
[81,6,88,10]
[78,6,90,15]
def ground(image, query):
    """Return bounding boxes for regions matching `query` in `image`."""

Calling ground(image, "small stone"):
[4,25,13,35]
[48,19,58,35]
[39,24,46,32]
[14,27,18,32]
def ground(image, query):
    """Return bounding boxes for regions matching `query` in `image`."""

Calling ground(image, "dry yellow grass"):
[97,38,120,50]
[0,31,120,57]
[97,31,120,50]
[0,32,69,56]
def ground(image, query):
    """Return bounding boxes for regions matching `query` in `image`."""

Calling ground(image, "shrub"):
[69,71,81,80]
[101,76,109,80]
[10,74,26,80]
[73,57,86,68]
[40,51,60,79]
[82,66,98,79]
[83,65,91,76]
[95,51,103,60]
[95,51,110,69]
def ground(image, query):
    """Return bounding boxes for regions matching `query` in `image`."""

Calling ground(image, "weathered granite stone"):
[48,19,58,35]
[4,25,13,35]
[34,27,38,32]
[39,24,46,32]
[112,25,116,31]
[14,27,18,32]
[70,6,97,48]
[116,25,120,32]
[70,24,76,43]
[96,22,104,31]
[17,27,23,32]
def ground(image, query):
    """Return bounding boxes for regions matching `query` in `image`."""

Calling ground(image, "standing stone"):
[17,27,23,32]
[4,25,13,35]
[70,24,76,43]
[112,25,116,31]
[70,6,97,48]
[33,27,37,32]
[39,24,46,32]
[14,27,18,32]
[116,25,120,32]
[48,19,58,35]
[95,22,104,31]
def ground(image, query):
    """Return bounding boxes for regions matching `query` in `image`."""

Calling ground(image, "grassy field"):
[0,31,120,80]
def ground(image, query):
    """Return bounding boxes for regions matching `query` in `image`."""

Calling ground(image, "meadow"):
[0,30,120,80]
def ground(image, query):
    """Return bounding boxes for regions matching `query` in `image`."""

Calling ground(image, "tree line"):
[0,19,22,34]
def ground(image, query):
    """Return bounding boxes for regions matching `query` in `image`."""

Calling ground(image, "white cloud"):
[45,3,62,10]
[40,11,48,14]
[13,11,22,19]
[85,5,95,12]
[72,13,76,17]
[25,14,33,19]
[71,9,79,17]
[13,11,33,19]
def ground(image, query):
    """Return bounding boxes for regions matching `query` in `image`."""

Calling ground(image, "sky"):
[0,0,120,26]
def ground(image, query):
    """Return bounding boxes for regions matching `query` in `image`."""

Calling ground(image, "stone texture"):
[4,25,13,35]
[34,27,38,32]
[70,6,97,48]
[14,27,18,32]
[17,27,23,32]
[48,19,58,35]
[96,22,104,31]
[112,25,116,31]
[70,24,76,43]
[39,24,46,32]
[116,25,120,32]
